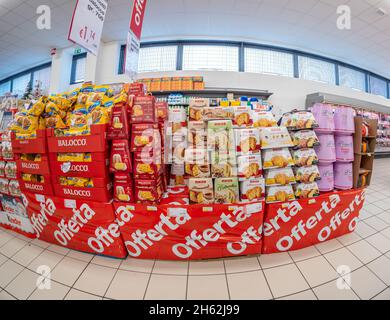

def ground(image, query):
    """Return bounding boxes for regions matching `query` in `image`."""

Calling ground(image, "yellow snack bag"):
[45,114,67,129]
[89,106,110,125]
[11,114,39,134]
[27,97,47,116]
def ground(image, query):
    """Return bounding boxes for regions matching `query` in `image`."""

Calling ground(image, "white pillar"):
[49,47,74,94]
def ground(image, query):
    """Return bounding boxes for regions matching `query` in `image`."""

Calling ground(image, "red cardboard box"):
[130,96,156,123]
[134,178,163,204]
[47,124,108,153]
[19,175,54,196]
[133,149,162,179]
[49,152,109,178]
[24,192,127,258]
[124,83,146,96]
[113,173,134,203]
[16,154,51,175]
[11,130,47,154]
[130,123,161,152]
[52,176,112,202]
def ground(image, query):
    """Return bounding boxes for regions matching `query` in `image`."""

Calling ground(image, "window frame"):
[0,62,51,98]
[70,52,87,85]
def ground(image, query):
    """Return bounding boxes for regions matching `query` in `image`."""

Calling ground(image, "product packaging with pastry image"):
[292,148,319,167]
[189,178,214,204]
[110,140,132,173]
[234,128,261,155]
[294,166,321,183]
[233,106,253,128]
[189,98,209,121]
[262,148,294,169]
[280,111,318,130]
[214,178,239,204]
[114,173,134,202]
[108,103,129,140]
[131,123,161,151]
[237,155,262,180]
[253,111,277,128]
[260,127,294,149]
[294,182,320,199]
[266,185,296,203]
[133,149,162,179]
[291,130,320,149]
[265,168,296,186]
[240,178,265,203]
[188,121,207,149]
[184,148,210,178]
[130,96,156,123]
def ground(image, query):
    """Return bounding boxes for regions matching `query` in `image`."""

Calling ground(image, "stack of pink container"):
[312,103,355,192]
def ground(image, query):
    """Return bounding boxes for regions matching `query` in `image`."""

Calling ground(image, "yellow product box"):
[161,77,172,91]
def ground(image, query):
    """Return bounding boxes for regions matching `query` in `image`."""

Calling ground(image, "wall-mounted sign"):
[68,0,108,56]
[124,0,148,80]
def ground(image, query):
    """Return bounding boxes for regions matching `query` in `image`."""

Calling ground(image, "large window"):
[70,53,87,84]
[33,67,51,95]
[298,56,336,85]
[370,76,387,98]
[0,81,11,97]
[182,45,239,71]
[339,66,366,92]
[12,74,32,97]
[245,48,294,77]
[138,46,178,73]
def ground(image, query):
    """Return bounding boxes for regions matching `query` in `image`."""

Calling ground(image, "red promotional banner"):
[262,189,366,254]
[130,0,148,40]
[23,192,127,259]
[114,201,265,260]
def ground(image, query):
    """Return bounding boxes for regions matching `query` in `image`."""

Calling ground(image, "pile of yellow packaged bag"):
[9,84,128,139]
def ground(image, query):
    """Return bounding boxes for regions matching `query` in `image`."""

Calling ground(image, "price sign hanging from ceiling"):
[124,0,148,80]
[68,0,108,56]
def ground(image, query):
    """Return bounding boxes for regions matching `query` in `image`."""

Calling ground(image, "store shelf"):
[306,92,390,113]
[359,169,372,175]
[151,88,273,99]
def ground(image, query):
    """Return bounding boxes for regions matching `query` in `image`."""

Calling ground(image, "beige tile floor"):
[0,159,390,300]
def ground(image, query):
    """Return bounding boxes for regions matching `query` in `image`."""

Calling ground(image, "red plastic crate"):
[48,152,109,178]
[16,154,51,175]
[11,130,47,154]
[47,125,108,153]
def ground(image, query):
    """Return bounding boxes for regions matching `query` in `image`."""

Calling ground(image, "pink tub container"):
[318,164,334,192]
[315,133,336,164]
[334,162,353,190]
[334,106,355,134]
[335,134,354,162]
[312,103,335,133]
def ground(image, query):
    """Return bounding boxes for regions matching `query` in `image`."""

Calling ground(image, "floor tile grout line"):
[287,251,319,301]
[320,249,362,300]
[256,256,275,300]
[222,260,231,300]
[102,264,121,300]
[370,285,390,300]
[66,259,94,300]
[142,260,156,300]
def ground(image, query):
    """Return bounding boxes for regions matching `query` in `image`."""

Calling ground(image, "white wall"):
[49,40,390,117]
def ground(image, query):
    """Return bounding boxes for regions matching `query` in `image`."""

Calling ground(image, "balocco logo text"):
[58,139,87,147]
[63,189,91,197]
[25,183,44,191]
[70,164,89,172]
[22,162,39,170]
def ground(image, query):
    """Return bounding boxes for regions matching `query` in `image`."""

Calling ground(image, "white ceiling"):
[1,0,390,81]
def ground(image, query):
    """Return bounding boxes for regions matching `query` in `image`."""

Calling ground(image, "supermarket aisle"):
[0,159,390,300]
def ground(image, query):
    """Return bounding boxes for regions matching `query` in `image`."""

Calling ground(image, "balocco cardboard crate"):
[47,124,108,153]
[16,154,51,175]
[11,130,47,154]
[48,152,109,179]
